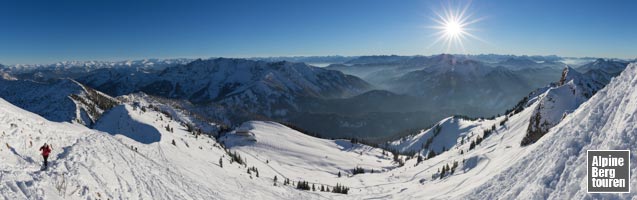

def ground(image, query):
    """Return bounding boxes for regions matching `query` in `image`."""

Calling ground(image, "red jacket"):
[40,145,51,156]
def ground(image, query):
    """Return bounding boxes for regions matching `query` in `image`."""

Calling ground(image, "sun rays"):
[428,1,485,53]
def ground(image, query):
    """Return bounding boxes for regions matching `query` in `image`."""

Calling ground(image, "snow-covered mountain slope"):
[220,121,397,184]
[387,116,482,154]
[0,78,118,126]
[323,97,541,199]
[0,80,529,200]
[149,58,370,101]
[523,66,612,145]
[465,62,637,199]
[349,63,632,200]
[1,71,17,81]
[117,93,223,136]
[77,58,371,124]
[0,98,323,199]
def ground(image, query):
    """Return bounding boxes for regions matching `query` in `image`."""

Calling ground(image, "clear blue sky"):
[0,0,635,64]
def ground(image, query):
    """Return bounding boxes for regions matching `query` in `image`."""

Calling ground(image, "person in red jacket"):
[39,143,52,169]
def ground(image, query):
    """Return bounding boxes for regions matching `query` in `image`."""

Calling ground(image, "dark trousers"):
[43,155,48,167]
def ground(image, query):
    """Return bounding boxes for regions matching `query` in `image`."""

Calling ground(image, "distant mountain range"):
[0,54,630,140]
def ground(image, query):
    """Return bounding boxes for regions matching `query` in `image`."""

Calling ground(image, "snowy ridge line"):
[462,62,637,199]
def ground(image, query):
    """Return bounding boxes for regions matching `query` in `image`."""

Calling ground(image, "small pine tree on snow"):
[171,139,176,146]
[469,140,476,150]
[444,164,450,176]
[338,171,341,177]
[332,183,349,194]
[427,150,437,159]
[273,175,278,186]
[451,161,459,174]
[321,185,325,192]
[352,166,365,175]
[219,157,223,168]
[296,181,311,190]
[312,184,315,191]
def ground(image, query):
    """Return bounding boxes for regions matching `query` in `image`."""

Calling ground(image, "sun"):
[445,20,463,37]
[429,1,483,53]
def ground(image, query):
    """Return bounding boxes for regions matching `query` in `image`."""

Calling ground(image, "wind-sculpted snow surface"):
[465,63,637,199]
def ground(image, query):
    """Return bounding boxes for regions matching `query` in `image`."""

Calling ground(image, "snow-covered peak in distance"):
[576,58,629,75]
[5,58,194,73]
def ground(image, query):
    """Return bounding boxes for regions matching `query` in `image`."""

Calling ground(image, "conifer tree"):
[273,175,278,186]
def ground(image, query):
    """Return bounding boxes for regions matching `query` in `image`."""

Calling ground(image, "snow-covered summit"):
[523,66,609,145]
[466,62,637,199]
